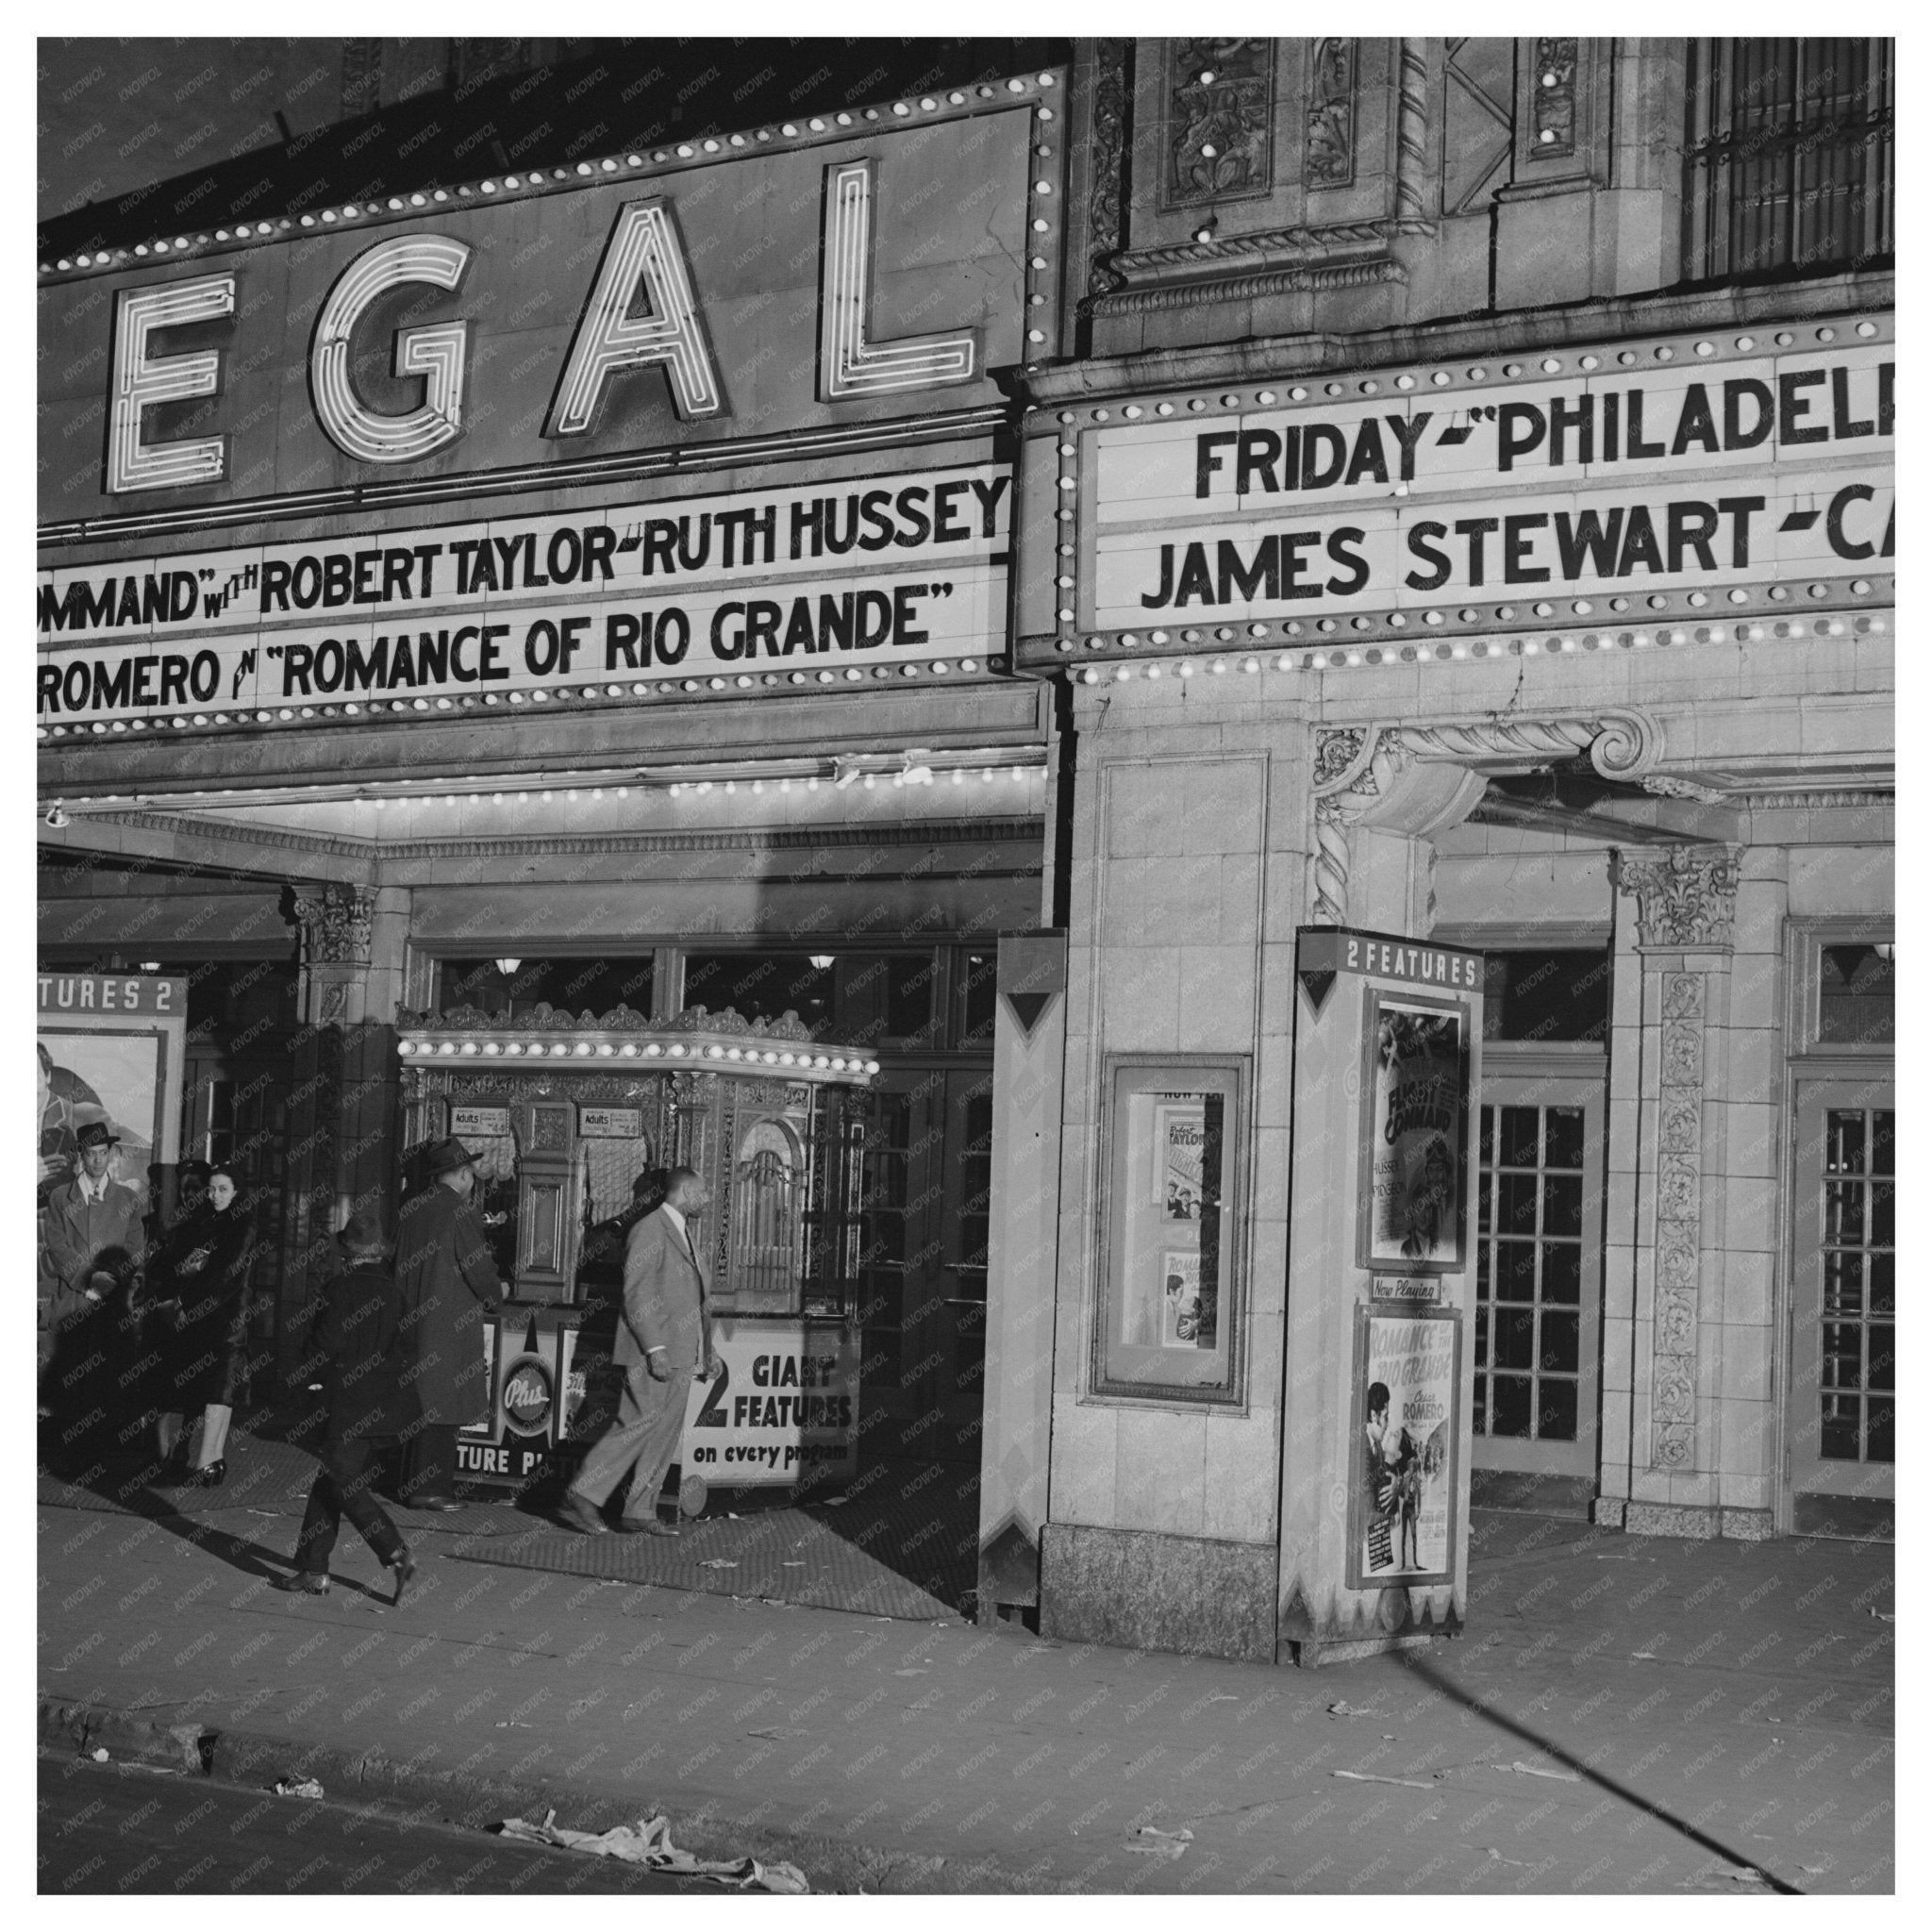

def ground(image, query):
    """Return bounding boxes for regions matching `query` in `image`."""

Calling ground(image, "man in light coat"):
[392,1136,503,1509]
[558,1165,715,1536]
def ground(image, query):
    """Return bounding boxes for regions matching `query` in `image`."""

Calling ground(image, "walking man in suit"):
[275,1208,416,1602]
[558,1166,716,1536]
[393,1137,503,1509]
[40,1118,147,1457]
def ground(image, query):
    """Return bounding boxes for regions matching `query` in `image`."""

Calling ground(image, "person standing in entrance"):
[275,1208,415,1602]
[558,1166,716,1537]
[39,1118,146,1457]
[393,1137,502,1509]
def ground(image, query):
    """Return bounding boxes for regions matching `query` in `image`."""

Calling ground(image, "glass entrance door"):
[1790,1080,1894,1510]
[1472,1075,1606,1481]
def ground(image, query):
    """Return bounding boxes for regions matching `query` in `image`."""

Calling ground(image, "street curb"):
[37,1692,1074,1894]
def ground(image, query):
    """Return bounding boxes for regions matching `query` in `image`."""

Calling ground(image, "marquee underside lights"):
[395,1002,882,1089]
[1068,612,1889,683]
[311,236,474,463]
[107,276,236,493]
[821,159,977,400]
[33,745,1050,811]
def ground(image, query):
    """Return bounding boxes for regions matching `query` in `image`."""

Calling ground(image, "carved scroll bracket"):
[1309,709,1664,924]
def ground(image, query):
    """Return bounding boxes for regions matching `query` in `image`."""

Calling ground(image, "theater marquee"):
[37,464,1010,723]
[1033,317,1891,653]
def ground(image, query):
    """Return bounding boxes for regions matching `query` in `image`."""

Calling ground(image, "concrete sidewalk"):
[39,1443,1893,1894]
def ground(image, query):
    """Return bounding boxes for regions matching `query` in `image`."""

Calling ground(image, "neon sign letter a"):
[545,200,724,436]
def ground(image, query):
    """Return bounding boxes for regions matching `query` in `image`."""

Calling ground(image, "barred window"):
[1683,39,1892,281]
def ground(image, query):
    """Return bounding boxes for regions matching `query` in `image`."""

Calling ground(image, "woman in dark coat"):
[151,1165,255,1484]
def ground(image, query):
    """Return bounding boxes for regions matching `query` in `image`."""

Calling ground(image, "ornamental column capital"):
[1612,844,1744,952]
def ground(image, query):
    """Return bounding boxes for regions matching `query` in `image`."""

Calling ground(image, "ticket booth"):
[395,1000,878,1502]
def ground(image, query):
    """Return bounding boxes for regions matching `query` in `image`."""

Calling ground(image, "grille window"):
[1682,39,1893,281]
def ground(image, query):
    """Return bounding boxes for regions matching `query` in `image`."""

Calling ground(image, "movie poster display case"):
[1091,1053,1251,1404]
[395,1000,877,1496]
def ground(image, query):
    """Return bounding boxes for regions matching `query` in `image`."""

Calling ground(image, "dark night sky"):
[38,37,1068,260]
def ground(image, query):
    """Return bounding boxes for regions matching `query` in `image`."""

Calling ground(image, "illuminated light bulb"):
[706,1045,723,1059]
[397,1040,415,1056]
[831,1057,848,1072]
[813,1055,831,1069]
[863,774,875,789]
[865,1060,881,1074]
[669,1043,686,1058]
[481,1041,501,1057]
[726,1046,743,1060]
[459,1041,478,1056]
[597,1043,615,1057]
[644,1042,663,1057]
[779,1052,796,1066]
[619,1042,638,1058]
[504,1041,523,1057]
[1177,660,1195,678]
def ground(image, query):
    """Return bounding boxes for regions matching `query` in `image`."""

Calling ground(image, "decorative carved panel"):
[292,883,375,966]
[1648,971,1707,1469]
[1527,39,1579,161]
[1305,39,1357,190]
[1161,39,1275,209]
[1087,39,1131,298]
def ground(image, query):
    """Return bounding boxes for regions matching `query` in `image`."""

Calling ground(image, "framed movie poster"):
[1357,989,1472,1274]
[1347,1304,1461,1590]
[1093,1055,1249,1403]
[37,974,188,1208]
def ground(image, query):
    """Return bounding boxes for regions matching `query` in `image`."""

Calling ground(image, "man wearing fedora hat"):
[275,1207,416,1601]
[39,1117,147,1447]
[392,1136,504,1508]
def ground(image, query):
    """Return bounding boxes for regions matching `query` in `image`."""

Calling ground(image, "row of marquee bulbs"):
[398,1038,880,1074]
[37,753,1042,821]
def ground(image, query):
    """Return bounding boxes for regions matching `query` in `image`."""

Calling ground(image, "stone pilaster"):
[1609,843,1741,1536]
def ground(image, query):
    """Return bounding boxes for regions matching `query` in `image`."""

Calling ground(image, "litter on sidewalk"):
[1124,1825,1192,1860]
[1493,1760,1581,1783]
[495,1808,808,1892]
[274,1776,325,1798]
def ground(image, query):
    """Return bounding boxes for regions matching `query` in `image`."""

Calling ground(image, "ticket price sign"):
[1278,928,1483,1665]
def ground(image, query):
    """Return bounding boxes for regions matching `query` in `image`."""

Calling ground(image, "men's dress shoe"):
[274,1571,329,1595]
[410,1493,462,1512]
[389,1548,417,1607]
[557,1494,611,1536]
[618,1517,679,1538]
